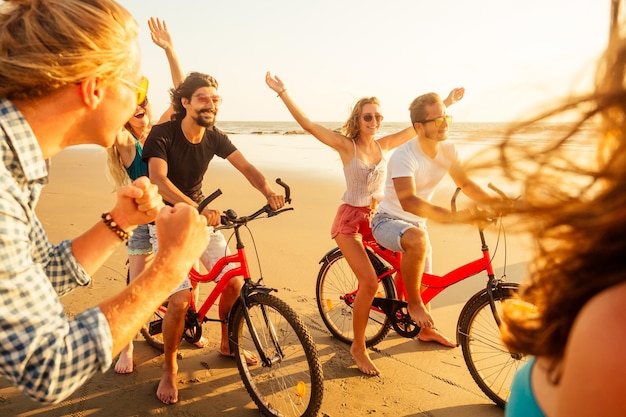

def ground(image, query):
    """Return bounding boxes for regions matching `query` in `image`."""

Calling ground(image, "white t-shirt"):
[377,139,460,223]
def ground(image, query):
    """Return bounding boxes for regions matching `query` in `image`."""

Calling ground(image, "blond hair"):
[341,97,381,140]
[0,0,138,100]
[106,145,131,189]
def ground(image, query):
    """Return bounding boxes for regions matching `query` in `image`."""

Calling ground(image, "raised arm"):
[443,87,465,107]
[149,17,185,88]
[376,126,416,151]
[149,17,183,124]
[265,71,349,153]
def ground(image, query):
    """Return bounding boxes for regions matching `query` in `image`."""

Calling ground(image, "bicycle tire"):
[229,293,324,417]
[140,304,167,352]
[316,248,396,347]
[457,282,525,408]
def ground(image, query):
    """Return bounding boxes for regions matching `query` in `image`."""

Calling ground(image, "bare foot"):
[418,327,457,347]
[407,302,434,329]
[350,344,380,376]
[187,335,209,348]
[156,371,179,404]
[220,348,259,365]
[114,343,133,374]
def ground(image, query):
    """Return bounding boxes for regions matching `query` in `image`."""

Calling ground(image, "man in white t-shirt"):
[372,92,491,347]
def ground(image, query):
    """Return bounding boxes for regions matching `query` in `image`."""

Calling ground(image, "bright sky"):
[120,0,612,123]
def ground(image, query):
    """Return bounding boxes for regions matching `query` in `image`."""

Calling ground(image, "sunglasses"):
[362,114,383,123]
[192,94,223,106]
[119,76,149,106]
[419,115,452,127]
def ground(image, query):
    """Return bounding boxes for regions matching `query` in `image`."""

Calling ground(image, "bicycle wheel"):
[457,283,525,408]
[229,293,323,417]
[140,304,167,352]
[316,248,396,347]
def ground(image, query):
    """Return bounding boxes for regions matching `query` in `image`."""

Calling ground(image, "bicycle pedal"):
[371,297,407,317]
[149,319,163,335]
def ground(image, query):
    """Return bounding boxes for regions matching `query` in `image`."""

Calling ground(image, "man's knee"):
[167,290,190,315]
[401,227,428,254]
[224,277,242,293]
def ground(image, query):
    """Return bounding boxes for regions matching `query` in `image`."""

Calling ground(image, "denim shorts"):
[148,223,192,293]
[371,212,432,273]
[127,224,153,256]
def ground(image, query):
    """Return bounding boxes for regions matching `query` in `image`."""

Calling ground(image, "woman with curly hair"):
[106,16,188,374]
[501,3,626,415]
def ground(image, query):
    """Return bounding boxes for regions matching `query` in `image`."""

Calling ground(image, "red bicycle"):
[141,179,324,417]
[315,184,524,407]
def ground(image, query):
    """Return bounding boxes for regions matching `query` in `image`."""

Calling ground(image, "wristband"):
[101,212,132,241]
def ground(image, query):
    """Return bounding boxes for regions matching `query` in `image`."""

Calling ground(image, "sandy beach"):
[0,144,531,417]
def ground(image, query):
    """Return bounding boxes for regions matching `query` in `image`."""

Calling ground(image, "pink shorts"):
[330,204,374,240]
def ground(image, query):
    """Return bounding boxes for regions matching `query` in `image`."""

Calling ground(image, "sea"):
[210,120,595,182]
[72,120,596,186]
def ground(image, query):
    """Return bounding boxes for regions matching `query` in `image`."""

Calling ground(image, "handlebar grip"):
[487,183,508,200]
[276,178,291,203]
[197,189,222,213]
[451,187,462,213]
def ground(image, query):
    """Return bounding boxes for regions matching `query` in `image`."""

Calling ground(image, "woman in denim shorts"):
[105,17,185,374]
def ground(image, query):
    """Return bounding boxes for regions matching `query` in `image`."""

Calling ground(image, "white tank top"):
[341,139,387,207]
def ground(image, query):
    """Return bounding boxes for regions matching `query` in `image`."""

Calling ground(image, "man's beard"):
[193,110,216,129]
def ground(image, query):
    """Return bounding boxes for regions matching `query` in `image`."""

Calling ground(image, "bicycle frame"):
[188,248,250,321]
[183,179,294,366]
[188,246,284,366]
[364,224,496,306]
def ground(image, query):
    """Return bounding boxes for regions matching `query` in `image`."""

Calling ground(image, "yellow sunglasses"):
[119,76,149,105]
[419,115,452,127]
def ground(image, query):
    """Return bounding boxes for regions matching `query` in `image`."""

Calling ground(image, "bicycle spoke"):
[458,284,526,408]
[316,250,394,346]
[232,294,323,417]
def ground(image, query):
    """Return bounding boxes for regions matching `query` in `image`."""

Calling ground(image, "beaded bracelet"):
[101,212,132,242]
[276,89,287,97]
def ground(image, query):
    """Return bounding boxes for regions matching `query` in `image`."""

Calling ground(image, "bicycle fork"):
[237,280,283,367]
[486,275,504,328]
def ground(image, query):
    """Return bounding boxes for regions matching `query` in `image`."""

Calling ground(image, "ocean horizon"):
[66,120,596,185]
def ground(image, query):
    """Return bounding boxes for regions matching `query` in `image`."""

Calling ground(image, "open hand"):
[445,87,465,106]
[265,71,285,94]
[148,17,173,51]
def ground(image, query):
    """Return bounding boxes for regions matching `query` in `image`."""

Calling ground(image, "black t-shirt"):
[142,120,237,204]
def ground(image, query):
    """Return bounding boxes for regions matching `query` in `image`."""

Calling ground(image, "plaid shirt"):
[0,98,112,403]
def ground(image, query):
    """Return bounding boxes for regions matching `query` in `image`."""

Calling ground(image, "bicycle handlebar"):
[451,183,513,222]
[195,178,294,230]
[487,183,508,200]
[197,188,223,214]
[451,187,462,213]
